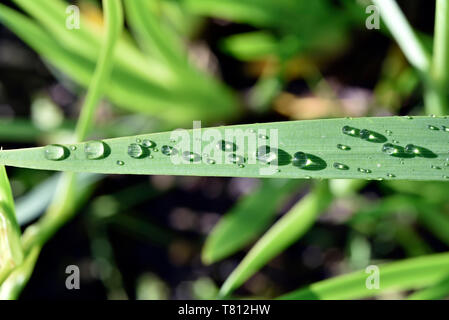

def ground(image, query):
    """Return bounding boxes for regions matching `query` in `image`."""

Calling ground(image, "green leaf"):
[279,252,449,300]
[219,181,332,297]
[202,179,302,264]
[0,166,23,284]
[0,117,448,180]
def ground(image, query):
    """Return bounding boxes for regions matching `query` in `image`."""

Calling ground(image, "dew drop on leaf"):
[256,146,277,164]
[385,130,392,136]
[142,139,156,148]
[342,125,359,137]
[161,145,177,156]
[116,160,124,166]
[128,143,144,159]
[357,168,372,173]
[333,162,349,170]
[70,145,77,151]
[216,140,236,152]
[428,125,439,131]
[387,173,396,178]
[337,144,350,151]
[206,158,216,165]
[405,144,419,155]
[292,152,311,168]
[442,126,449,132]
[228,153,245,165]
[382,143,399,155]
[258,134,269,140]
[183,151,201,162]
[85,140,105,159]
[44,144,68,161]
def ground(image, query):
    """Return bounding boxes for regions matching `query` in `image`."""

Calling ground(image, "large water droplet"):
[342,125,360,137]
[161,145,177,156]
[382,143,399,155]
[44,144,68,161]
[216,140,236,152]
[128,143,145,158]
[359,129,375,141]
[405,144,419,155]
[333,162,349,170]
[85,141,105,159]
[256,146,277,164]
[337,144,350,151]
[292,152,312,168]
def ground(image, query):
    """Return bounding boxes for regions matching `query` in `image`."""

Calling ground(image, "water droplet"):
[392,139,399,144]
[387,173,396,178]
[249,129,256,133]
[136,138,142,144]
[376,163,382,168]
[153,148,159,152]
[238,164,245,168]
[342,125,359,137]
[405,144,419,155]
[292,152,312,168]
[182,151,201,163]
[228,153,245,165]
[161,145,177,156]
[304,176,311,180]
[216,140,236,152]
[385,130,392,136]
[382,143,399,155]
[258,134,269,140]
[85,141,105,159]
[443,175,449,179]
[206,158,216,165]
[70,145,77,151]
[430,114,436,118]
[405,116,413,119]
[359,129,375,141]
[333,162,349,170]
[44,144,68,161]
[256,146,277,164]
[337,144,350,151]
[142,139,156,148]
[442,126,449,132]
[128,143,145,159]
[428,125,439,131]
[149,155,154,159]
[357,168,372,173]
[116,160,124,166]
[431,164,442,170]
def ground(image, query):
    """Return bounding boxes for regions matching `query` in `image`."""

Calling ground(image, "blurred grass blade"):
[0,246,40,300]
[408,274,449,300]
[279,252,449,300]
[202,179,302,264]
[219,181,332,297]
[0,166,23,284]
[0,117,449,180]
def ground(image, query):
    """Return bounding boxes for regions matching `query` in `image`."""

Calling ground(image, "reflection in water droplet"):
[382,143,399,155]
[116,160,124,166]
[216,140,236,152]
[292,152,311,168]
[387,173,396,178]
[228,153,245,165]
[85,140,105,159]
[342,125,359,137]
[405,144,419,155]
[142,139,156,148]
[183,151,201,162]
[337,144,350,151]
[44,144,68,161]
[360,129,375,141]
[333,162,349,170]
[256,146,277,164]
[161,145,177,156]
[428,125,439,131]
[357,168,372,173]
[128,143,144,158]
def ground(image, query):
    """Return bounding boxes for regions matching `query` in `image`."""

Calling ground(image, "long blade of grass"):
[0,166,23,284]
[219,181,332,297]
[408,274,449,300]
[0,117,448,180]
[279,252,449,300]
[202,179,302,264]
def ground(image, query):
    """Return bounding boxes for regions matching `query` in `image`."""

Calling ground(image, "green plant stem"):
[433,0,449,89]
[7,0,123,298]
[373,0,448,115]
